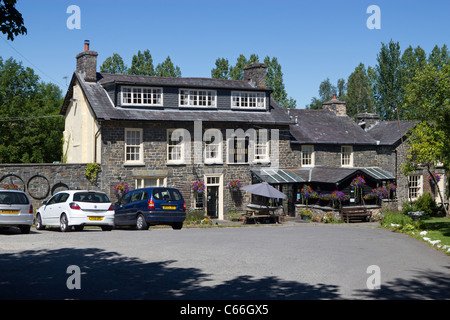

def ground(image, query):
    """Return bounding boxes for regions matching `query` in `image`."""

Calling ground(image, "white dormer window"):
[179,89,216,107]
[121,86,163,106]
[231,91,266,109]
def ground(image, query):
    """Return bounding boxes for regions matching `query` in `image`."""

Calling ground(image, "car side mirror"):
[42,200,47,205]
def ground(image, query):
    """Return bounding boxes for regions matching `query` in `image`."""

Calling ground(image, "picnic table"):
[340,206,372,223]
[242,204,284,224]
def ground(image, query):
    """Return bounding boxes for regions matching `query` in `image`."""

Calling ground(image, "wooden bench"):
[341,207,372,223]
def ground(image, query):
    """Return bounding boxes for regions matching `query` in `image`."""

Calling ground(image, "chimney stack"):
[76,40,98,82]
[322,94,347,116]
[243,63,267,88]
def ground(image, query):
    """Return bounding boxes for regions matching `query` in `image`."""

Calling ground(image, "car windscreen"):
[73,192,110,203]
[152,189,183,201]
[0,192,29,204]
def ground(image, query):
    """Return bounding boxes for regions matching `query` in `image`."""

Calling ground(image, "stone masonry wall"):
[0,163,99,211]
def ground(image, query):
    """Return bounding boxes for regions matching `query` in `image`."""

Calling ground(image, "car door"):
[114,192,132,225]
[41,193,61,226]
[125,190,143,223]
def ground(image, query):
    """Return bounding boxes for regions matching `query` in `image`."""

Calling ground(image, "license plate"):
[1,210,19,214]
[88,216,103,221]
[163,206,176,210]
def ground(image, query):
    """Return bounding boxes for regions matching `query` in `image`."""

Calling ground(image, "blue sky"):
[1,0,449,108]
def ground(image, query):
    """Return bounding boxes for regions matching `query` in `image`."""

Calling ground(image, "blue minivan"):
[114,187,186,230]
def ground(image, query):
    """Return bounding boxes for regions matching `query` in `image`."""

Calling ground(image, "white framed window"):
[136,177,167,189]
[167,129,186,164]
[231,91,266,109]
[179,89,216,107]
[227,137,249,164]
[121,86,163,106]
[125,128,143,165]
[301,145,314,166]
[254,129,269,163]
[204,129,223,164]
[408,174,422,200]
[341,145,353,167]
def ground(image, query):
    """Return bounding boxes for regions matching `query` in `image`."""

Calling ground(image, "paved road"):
[0,223,448,300]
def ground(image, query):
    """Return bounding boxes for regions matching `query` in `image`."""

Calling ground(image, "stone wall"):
[0,163,99,211]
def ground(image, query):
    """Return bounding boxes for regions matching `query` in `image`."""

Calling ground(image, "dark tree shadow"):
[0,248,341,300]
[354,267,450,300]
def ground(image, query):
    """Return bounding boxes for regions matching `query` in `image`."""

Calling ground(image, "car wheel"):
[172,222,183,230]
[35,213,45,230]
[19,225,31,234]
[60,214,71,232]
[136,214,148,230]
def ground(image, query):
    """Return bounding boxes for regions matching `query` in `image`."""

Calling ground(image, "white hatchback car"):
[0,189,34,234]
[35,190,114,232]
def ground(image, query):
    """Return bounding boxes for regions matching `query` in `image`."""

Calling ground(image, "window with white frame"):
[204,129,223,164]
[121,86,162,106]
[341,145,353,167]
[125,128,143,164]
[408,175,422,200]
[231,91,266,109]
[301,145,314,166]
[254,129,269,163]
[136,177,167,189]
[179,89,216,107]
[227,137,249,164]
[167,130,185,164]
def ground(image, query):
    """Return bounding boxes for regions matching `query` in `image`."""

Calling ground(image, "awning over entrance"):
[251,168,305,184]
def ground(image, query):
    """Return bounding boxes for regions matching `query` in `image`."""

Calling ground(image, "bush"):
[185,209,206,224]
[382,210,413,228]
[402,193,436,216]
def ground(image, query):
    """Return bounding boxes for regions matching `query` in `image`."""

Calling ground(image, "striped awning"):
[251,168,305,184]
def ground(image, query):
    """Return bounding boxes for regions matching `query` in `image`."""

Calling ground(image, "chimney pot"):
[84,40,90,51]
[332,94,337,100]
[243,63,267,88]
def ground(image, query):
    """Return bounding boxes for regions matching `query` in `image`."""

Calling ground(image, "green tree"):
[128,49,155,76]
[401,64,450,215]
[0,57,64,163]
[100,53,128,74]
[155,56,181,77]
[306,78,337,109]
[0,0,26,40]
[264,56,296,108]
[211,57,230,79]
[346,63,375,118]
[428,44,450,71]
[373,40,405,120]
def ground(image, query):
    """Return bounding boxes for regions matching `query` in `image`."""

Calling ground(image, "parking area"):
[0,222,449,300]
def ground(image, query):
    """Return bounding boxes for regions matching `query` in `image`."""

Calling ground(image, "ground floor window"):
[135,177,167,189]
[408,174,422,200]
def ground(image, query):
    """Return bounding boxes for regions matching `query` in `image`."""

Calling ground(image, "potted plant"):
[229,180,242,192]
[318,193,331,207]
[299,209,311,220]
[114,182,129,199]
[331,190,346,208]
[363,192,377,205]
[191,180,205,194]
[351,175,366,204]
[300,185,314,205]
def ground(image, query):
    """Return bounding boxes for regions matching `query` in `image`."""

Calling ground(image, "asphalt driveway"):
[0,222,448,300]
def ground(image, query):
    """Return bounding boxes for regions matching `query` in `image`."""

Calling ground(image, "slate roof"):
[366,120,418,145]
[289,166,395,185]
[286,109,377,145]
[61,72,293,125]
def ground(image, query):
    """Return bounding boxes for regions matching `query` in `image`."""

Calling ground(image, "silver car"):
[0,189,34,234]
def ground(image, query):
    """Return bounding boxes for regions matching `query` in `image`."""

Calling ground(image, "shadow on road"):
[0,248,340,300]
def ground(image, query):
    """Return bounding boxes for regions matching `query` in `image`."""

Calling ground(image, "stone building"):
[60,41,297,219]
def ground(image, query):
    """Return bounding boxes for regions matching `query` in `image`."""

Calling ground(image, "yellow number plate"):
[88,216,103,221]
[163,206,176,210]
[1,210,19,214]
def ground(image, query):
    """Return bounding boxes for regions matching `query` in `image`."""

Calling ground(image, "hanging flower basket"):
[114,182,130,199]
[429,173,440,184]
[229,180,242,192]
[191,181,205,194]
[2,183,18,190]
